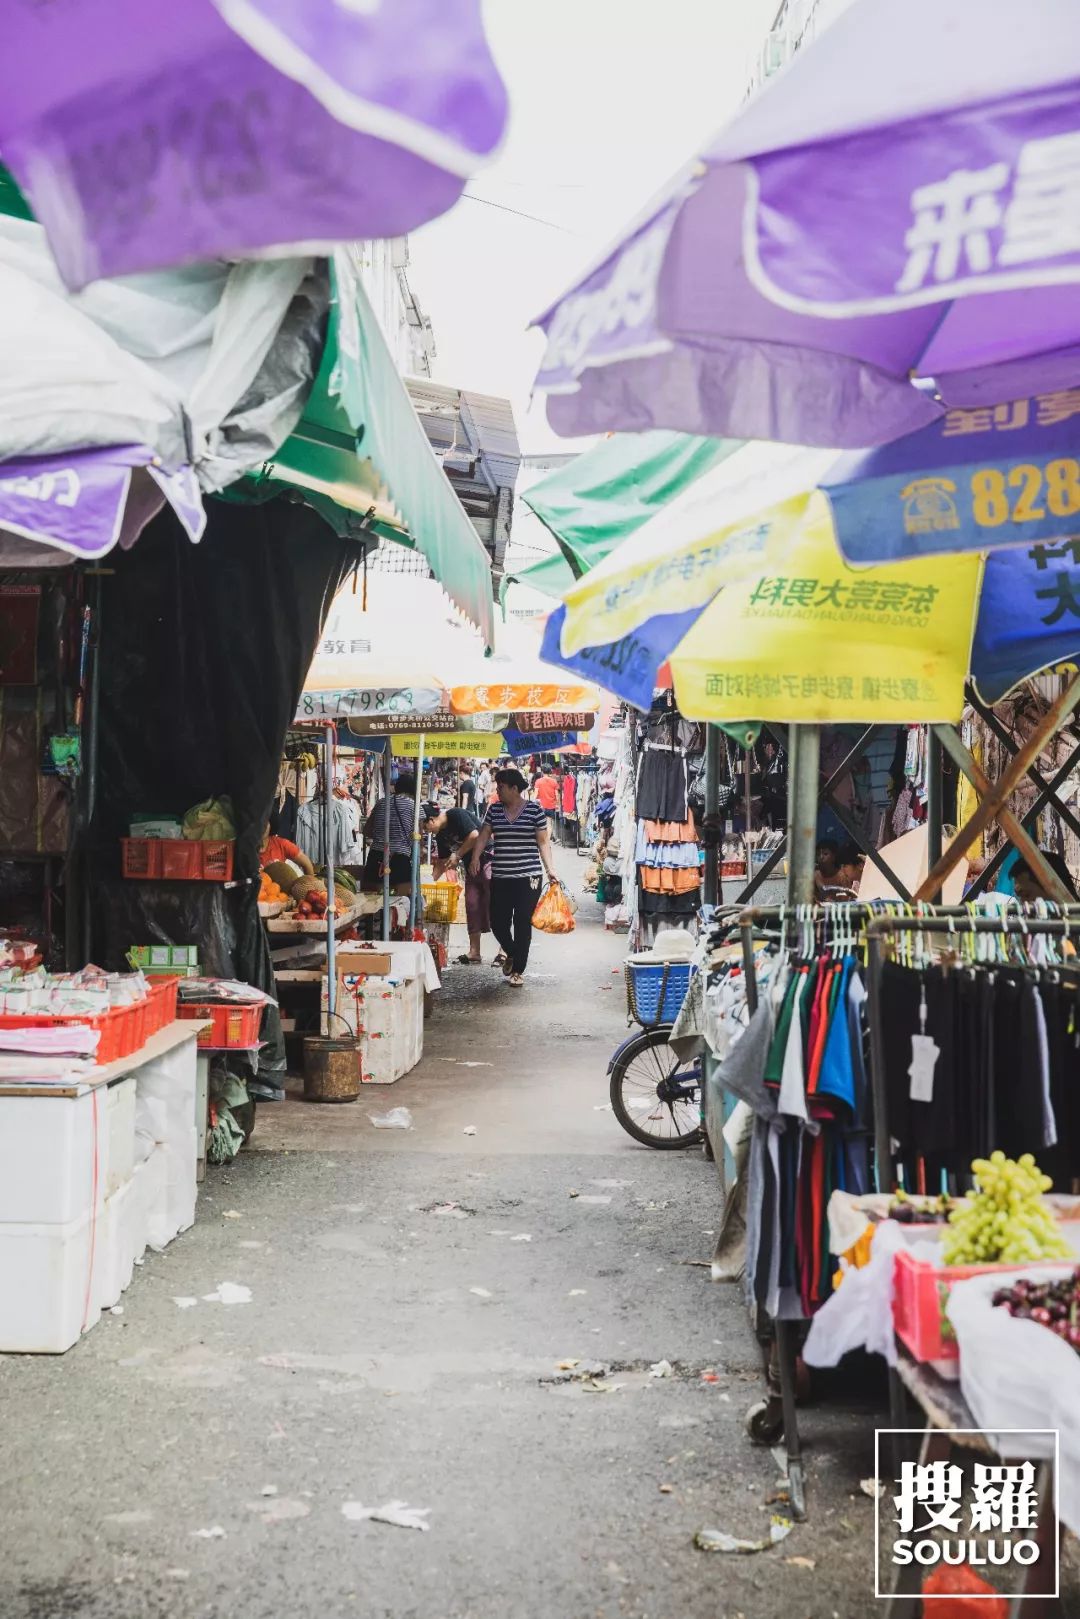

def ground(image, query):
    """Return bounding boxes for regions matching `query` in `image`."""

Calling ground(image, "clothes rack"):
[729,900,1080,1526]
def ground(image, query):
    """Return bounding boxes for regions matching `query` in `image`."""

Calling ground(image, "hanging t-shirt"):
[561,774,576,815]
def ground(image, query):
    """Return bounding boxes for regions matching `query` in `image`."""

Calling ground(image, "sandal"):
[454,953,482,965]
[492,952,507,968]
[507,973,525,987]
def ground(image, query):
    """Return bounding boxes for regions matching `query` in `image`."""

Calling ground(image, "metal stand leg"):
[775,1318,807,1521]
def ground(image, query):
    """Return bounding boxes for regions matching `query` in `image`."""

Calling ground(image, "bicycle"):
[607,958,704,1149]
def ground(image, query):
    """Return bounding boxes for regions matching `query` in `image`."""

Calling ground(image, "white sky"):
[408,0,777,458]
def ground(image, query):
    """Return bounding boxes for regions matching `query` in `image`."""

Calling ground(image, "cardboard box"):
[334,949,393,977]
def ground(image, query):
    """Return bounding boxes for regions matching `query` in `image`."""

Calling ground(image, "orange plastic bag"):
[532,880,576,935]
[921,1567,1007,1616]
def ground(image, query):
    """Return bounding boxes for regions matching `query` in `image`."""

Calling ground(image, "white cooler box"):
[321,973,424,1084]
[0,1207,102,1352]
[0,1089,108,1225]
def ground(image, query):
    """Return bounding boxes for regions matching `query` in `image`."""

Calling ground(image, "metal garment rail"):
[865,907,1080,1196]
[727,900,1077,1522]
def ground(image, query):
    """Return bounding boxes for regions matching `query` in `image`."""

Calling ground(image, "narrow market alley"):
[1,854,879,1619]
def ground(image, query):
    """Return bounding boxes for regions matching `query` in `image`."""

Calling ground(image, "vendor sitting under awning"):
[259,825,315,875]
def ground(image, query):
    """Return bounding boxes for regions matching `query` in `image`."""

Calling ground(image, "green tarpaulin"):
[518,430,741,584]
[266,252,495,644]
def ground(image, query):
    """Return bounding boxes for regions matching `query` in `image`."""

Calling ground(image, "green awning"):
[271,251,495,644]
[499,550,576,608]
[520,430,742,580]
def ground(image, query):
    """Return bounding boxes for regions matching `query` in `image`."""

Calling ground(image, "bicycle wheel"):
[609,1027,704,1149]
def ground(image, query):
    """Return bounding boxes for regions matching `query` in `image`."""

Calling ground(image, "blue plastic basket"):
[625,959,693,1025]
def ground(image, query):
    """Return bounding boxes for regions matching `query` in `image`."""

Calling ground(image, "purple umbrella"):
[534,0,1080,449]
[2,1,507,288]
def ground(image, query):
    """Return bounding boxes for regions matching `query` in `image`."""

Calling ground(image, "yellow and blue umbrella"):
[541,413,1080,718]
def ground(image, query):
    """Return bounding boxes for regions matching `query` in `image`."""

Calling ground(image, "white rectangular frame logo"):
[873,1428,1060,1600]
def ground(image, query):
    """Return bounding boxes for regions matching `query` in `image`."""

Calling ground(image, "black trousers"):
[490,875,542,974]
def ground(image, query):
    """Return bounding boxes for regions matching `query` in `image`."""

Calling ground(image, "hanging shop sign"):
[510,710,594,733]
[345,711,459,735]
[394,734,505,758]
[502,728,581,757]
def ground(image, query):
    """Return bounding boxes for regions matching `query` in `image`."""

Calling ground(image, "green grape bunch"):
[941,1151,1073,1267]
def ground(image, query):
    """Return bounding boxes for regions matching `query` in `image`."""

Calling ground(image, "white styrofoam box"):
[136,1040,197,1151]
[320,974,424,1084]
[144,1144,176,1252]
[0,1207,101,1352]
[128,1149,167,1265]
[0,1090,107,1225]
[134,1088,168,1148]
[95,1177,135,1310]
[104,1077,136,1197]
[163,1126,197,1239]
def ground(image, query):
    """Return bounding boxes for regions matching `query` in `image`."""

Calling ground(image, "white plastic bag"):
[947,1269,1080,1534]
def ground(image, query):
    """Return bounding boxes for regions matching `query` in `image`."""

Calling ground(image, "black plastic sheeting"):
[88,495,354,1097]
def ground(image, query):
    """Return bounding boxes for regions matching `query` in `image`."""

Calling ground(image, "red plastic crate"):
[893,1244,1068,1363]
[0,1002,142,1065]
[146,976,180,1033]
[121,839,162,879]
[160,840,201,880]
[122,838,235,881]
[199,840,235,880]
[177,1000,263,1048]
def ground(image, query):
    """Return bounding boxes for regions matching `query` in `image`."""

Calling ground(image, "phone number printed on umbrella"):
[298,688,425,718]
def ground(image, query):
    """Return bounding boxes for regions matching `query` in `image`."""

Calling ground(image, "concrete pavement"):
[1,852,894,1619]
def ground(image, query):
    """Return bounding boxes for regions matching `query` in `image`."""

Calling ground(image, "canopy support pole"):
[786,724,819,905]
[930,723,1070,904]
[702,725,721,907]
[924,729,943,902]
[914,676,1080,902]
[410,733,427,934]
[381,744,393,942]
[324,723,337,1026]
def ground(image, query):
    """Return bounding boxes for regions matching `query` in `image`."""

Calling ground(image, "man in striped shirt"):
[470,768,557,986]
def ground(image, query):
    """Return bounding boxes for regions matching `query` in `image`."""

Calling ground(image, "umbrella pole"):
[324,723,337,1026]
[702,724,721,907]
[786,724,819,905]
[925,728,943,901]
[410,733,426,934]
[381,743,392,942]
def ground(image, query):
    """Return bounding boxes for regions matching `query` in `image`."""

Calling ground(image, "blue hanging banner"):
[501,727,579,757]
[540,603,698,711]
[825,399,1080,563]
[971,539,1080,704]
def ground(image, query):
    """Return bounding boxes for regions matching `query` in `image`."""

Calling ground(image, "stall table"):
[0,1019,209,1353]
[882,1348,1059,1617]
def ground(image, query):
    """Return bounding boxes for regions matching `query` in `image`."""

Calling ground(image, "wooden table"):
[882,1348,1059,1617]
[0,1018,210,1099]
[265,900,371,936]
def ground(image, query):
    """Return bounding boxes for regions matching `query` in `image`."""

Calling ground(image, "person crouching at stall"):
[470,768,556,987]
[424,801,491,965]
[363,771,416,895]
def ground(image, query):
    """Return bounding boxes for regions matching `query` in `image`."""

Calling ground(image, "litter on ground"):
[694,1520,792,1555]
[369,1108,413,1129]
[201,1282,252,1305]
[649,1359,674,1379]
[341,1501,430,1532]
